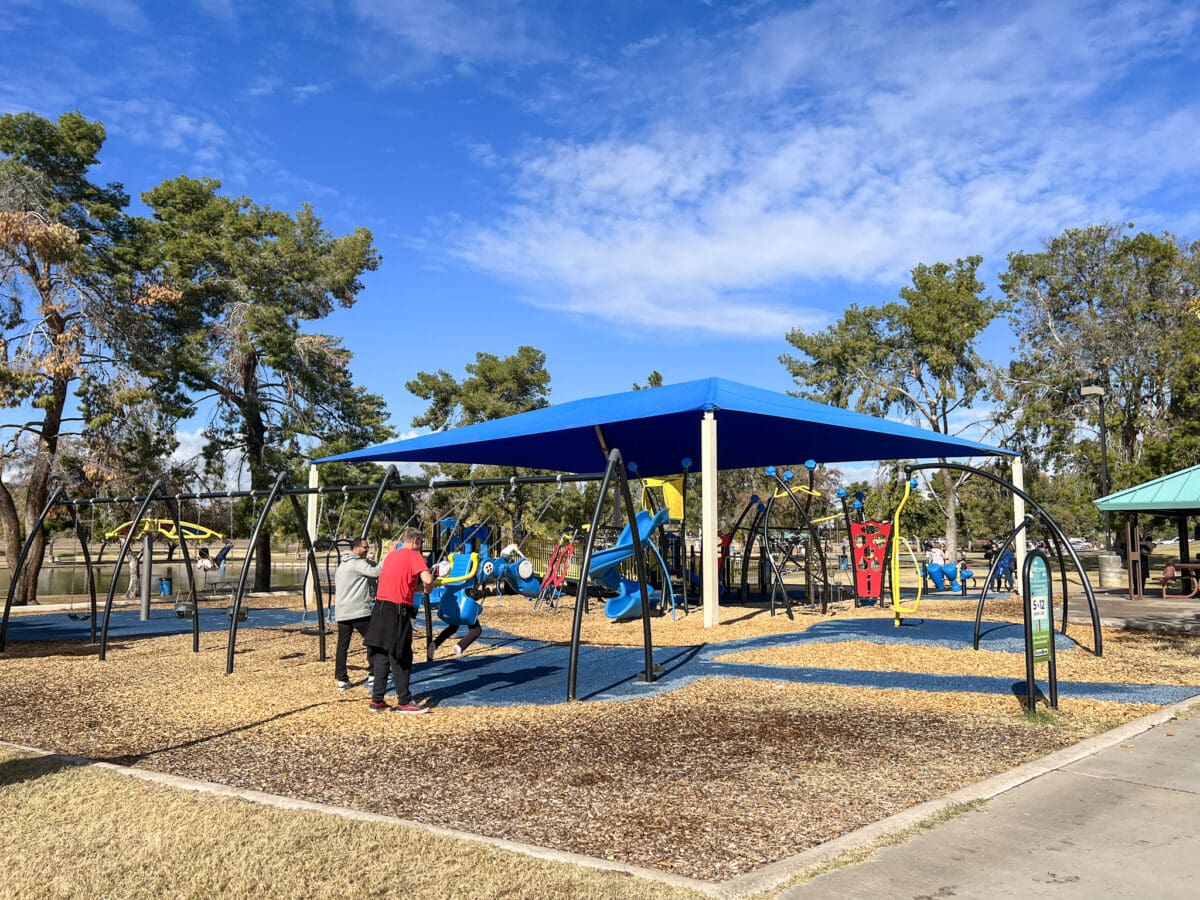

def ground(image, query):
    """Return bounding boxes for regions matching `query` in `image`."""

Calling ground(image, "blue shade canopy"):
[317,378,1010,476]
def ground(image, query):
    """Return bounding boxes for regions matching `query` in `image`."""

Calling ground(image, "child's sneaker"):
[453,643,463,659]
[368,700,392,713]
[391,703,430,715]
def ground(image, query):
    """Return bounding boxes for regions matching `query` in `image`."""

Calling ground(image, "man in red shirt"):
[363,527,433,713]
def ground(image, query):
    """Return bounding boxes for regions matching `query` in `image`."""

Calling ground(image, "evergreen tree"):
[780,256,1006,559]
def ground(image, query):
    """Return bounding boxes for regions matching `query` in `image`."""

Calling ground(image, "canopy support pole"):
[1012,456,1027,576]
[701,411,719,628]
[305,464,319,613]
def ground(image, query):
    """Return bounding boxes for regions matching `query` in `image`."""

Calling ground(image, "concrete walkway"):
[1066,589,1200,634]
[782,704,1200,899]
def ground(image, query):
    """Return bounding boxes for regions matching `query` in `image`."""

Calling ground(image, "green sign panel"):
[1029,556,1051,666]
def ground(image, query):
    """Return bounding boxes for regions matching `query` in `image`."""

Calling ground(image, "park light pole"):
[1081,383,1111,550]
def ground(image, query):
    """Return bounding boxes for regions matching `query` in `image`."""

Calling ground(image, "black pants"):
[433,620,482,652]
[369,608,414,705]
[334,616,372,682]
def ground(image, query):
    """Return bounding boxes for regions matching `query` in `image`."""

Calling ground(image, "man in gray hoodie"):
[333,538,383,689]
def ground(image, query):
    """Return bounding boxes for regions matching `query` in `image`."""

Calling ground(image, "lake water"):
[2,559,315,599]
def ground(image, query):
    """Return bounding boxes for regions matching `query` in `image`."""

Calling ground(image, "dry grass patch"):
[0,745,705,900]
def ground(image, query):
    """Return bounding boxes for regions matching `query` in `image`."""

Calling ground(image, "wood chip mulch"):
[0,594,1182,882]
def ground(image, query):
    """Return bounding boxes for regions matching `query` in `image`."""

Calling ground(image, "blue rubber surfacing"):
[7,609,1195,708]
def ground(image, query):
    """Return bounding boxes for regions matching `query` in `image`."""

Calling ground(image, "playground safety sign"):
[1021,551,1059,711]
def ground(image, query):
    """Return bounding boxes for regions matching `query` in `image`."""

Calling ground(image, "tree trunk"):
[941,464,959,562]
[246,409,272,593]
[0,479,25,603]
[12,375,69,606]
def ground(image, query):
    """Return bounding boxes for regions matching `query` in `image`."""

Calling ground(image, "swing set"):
[873,463,1104,657]
[0,468,610,677]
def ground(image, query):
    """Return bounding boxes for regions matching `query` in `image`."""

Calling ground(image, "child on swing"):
[426,604,482,660]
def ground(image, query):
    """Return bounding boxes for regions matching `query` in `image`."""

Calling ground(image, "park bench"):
[1159,564,1200,599]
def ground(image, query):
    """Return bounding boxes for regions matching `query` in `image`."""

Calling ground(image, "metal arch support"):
[768,471,833,614]
[567,448,657,701]
[287,489,326,660]
[160,493,200,653]
[100,480,163,661]
[760,495,793,618]
[359,464,402,540]
[227,472,326,674]
[568,453,619,701]
[64,498,98,643]
[739,501,769,602]
[973,515,1033,651]
[907,462,1102,657]
[1,486,81,651]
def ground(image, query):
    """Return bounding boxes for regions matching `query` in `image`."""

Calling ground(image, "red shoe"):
[368,700,392,713]
[392,703,430,715]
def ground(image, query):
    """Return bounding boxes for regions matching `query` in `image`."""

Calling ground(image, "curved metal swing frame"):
[766,468,834,614]
[226,471,326,674]
[904,462,1103,657]
[99,483,203,659]
[1,486,97,649]
[567,448,658,701]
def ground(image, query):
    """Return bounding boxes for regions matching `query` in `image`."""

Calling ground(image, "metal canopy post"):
[700,410,719,628]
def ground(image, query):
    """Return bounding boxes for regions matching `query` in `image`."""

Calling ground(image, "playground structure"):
[731,462,852,616]
[103,518,225,544]
[0,468,611,677]
[591,508,674,620]
[898,462,1104,657]
[1,449,1102,706]
[533,531,576,611]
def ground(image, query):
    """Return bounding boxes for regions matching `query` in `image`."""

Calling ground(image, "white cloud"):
[193,0,236,24]
[292,82,333,102]
[63,0,147,31]
[450,0,1200,336]
[98,98,229,165]
[348,0,559,76]
[246,75,282,98]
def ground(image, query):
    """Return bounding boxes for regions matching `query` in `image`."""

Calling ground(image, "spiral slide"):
[587,509,674,619]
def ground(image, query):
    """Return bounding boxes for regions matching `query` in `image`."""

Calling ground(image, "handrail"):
[435,553,479,586]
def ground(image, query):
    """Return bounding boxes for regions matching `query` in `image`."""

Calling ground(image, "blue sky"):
[4,0,1199,455]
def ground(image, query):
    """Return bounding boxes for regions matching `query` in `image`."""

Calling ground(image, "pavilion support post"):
[140,531,153,621]
[1012,456,1027,578]
[701,411,719,628]
[305,464,319,613]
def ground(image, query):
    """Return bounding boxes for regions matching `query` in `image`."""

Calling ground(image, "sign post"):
[1022,550,1059,711]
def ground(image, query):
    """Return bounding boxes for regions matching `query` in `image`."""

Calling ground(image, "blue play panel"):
[3,606,309,642]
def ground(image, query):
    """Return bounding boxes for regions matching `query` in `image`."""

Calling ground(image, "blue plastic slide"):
[587,509,674,619]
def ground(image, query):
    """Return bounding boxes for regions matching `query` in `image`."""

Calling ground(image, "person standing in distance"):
[363,527,433,714]
[332,537,383,690]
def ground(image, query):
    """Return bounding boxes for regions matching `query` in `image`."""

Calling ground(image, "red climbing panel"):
[849,520,892,601]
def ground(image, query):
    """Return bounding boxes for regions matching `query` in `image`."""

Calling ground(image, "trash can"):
[158,576,173,597]
[1097,552,1124,589]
